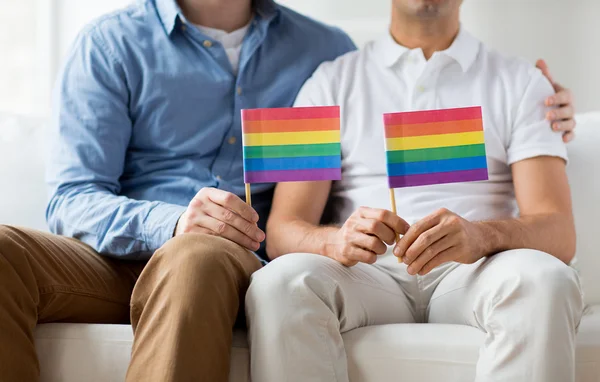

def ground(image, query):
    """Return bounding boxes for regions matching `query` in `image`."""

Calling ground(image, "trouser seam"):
[38,285,130,306]
[321,315,342,382]
[429,285,469,303]
[416,276,427,322]
[342,279,409,298]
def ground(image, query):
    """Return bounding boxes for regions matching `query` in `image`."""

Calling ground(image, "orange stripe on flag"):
[242,118,340,134]
[385,119,483,138]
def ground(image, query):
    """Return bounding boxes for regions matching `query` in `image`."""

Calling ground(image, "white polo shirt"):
[294,28,567,225]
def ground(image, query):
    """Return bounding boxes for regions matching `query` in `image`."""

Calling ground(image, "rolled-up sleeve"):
[46,27,185,259]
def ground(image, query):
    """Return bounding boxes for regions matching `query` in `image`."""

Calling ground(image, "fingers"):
[401,224,448,266]
[201,202,265,243]
[547,104,575,123]
[352,233,387,256]
[551,119,576,133]
[202,188,259,223]
[417,247,457,276]
[393,209,444,259]
[356,218,396,245]
[536,59,554,84]
[545,85,576,141]
[546,85,572,107]
[344,247,378,265]
[563,131,575,143]
[359,207,410,235]
[405,236,455,276]
[194,215,261,251]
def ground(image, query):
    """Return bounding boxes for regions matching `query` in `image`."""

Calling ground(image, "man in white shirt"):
[245,1,585,381]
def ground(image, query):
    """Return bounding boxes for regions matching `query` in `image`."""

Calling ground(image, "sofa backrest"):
[567,113,600,305]
[0,114,48,231]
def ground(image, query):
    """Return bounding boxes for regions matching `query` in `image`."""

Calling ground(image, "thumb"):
[536,59,554,84]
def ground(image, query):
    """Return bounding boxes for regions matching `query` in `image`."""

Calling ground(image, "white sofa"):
[1,112,599,381]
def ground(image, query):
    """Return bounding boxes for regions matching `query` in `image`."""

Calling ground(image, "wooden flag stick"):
[389,188,403,263]
[245,183,252,207]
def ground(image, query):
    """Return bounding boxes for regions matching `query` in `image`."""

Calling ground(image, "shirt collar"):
[155,0,181,35]
[254,0,279,22]
[154,0,279,36]
[376,27,480,73]
[440,28,480,72]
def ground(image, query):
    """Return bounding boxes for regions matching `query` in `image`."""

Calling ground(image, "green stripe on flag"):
[243,143,341,159]
[387,144,486,164]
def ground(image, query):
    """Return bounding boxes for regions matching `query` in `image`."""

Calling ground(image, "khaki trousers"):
[0,225,261,382]
[247,250,584,382]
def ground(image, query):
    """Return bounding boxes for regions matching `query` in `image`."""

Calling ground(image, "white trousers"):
[246,249,584,382]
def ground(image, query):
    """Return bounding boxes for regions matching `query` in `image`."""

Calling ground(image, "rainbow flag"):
[383,106,488,188]
[241,106,342,183]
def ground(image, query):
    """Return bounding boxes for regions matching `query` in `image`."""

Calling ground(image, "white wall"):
[53,0,599,111]
[53,0,132,65]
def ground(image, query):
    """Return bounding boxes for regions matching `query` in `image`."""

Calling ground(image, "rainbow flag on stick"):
[383,106,488,263]
[241,106,342,205]
[383,106,488,188]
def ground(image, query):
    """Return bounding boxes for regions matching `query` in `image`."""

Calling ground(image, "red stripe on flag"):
[384,107,482,126]
[242,106,340,121]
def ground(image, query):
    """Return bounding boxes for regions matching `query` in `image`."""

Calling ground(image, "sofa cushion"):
[344,306,600,382]
[36,306,600,382]
[35,325,250,382]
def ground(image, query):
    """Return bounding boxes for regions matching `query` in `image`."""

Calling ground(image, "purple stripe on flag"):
[245,168,342,183]
[388,168,488,188]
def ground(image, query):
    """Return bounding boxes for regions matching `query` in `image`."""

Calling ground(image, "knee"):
[152,233,260,288]
[158,233,249,269]
[246,253,340,316]
[493,249,582,307]
[0,225,19,256]
[0,225,27,269]
[0,225,15,279]
[0,226,38,293]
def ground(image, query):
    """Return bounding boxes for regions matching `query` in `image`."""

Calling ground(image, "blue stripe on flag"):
[244,155,341,172]
[386,156,488,177]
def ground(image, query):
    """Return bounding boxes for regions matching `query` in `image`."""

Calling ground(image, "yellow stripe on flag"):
[385,131,485,151]
[243,130,341,147]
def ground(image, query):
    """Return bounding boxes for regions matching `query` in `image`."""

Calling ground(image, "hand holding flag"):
[383,106,489,263]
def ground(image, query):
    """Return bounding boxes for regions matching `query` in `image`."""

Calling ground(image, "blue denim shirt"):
[46,0,355,259]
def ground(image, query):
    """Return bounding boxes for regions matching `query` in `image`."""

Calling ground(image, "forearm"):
[47,183,185,259]
[477,212,576,264]
[266,217,338,260]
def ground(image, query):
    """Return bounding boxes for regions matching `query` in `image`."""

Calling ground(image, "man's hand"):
[536,59,576,143]
[394,208,488,276]
[324,207,410,267]
[175,187,265,251]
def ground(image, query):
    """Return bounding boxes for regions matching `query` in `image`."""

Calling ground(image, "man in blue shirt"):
[0,0,576,381]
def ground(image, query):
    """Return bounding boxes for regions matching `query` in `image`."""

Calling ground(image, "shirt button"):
[236,87,242,95]
[216,175,222,180]
[417,85,426,93]
[203,40,213,48]
[228,136,237,145]
[181,24,187,32]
